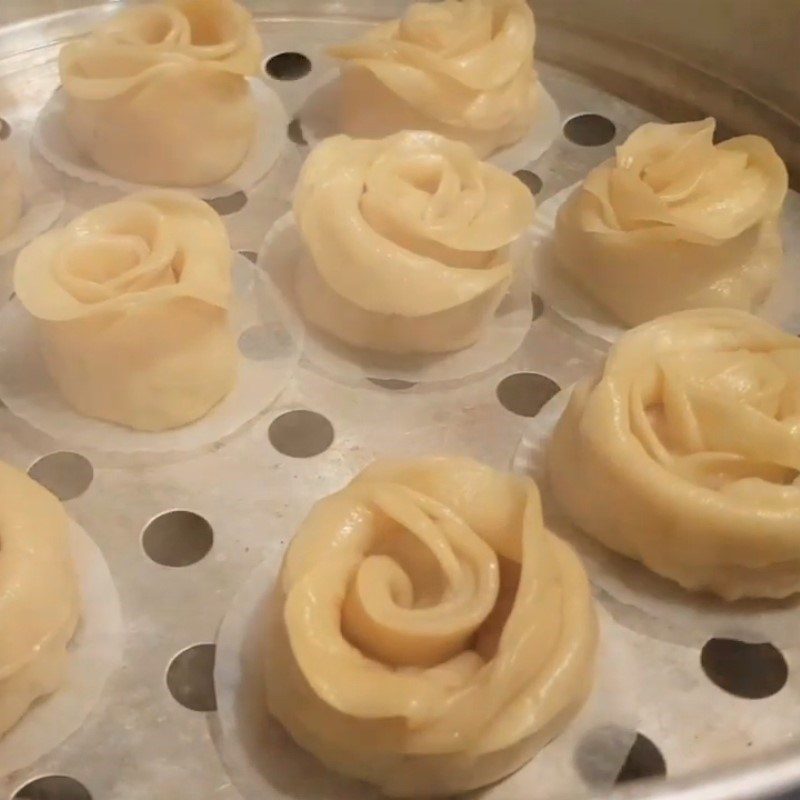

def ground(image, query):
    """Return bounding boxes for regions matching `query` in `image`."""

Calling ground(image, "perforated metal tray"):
[0,3,799,800]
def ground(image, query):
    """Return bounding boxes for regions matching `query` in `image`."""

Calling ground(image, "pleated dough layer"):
[0,460,80,737]
[266,456,597,797]
[59,0,261,187]
[554,119,788,326]
[293,131,534,354]
[0,144,23,241]
[14,190,237,432]
[548,308,800,600]
[330,0,539,157]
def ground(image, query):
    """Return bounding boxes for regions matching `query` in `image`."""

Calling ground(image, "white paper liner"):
[301,69,562,172]
[32,80,288,200]
[212,555,640,800]
[0,519,123,776]
[513,388,800,649]
[533,185,800,345]
[0,256,302,454]
[258,213,534,383]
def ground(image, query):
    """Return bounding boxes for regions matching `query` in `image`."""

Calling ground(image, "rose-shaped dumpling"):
[554,119,788,326]
[266,456,597,796]
[293,131,534,354]
[0,143,23,240]
[58,0,261,187]
[0,460,80,737]
[329,0,539,157]
[548,308,800,600]
[14,190,237,432]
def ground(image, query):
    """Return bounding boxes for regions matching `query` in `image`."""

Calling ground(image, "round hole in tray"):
[368,377,417,391]
[288,117,307,145]
[701,638,788,699]
[615,733,667,784]
[239,250,258,264]
[514,169,543,196]
[142,510,213,567]
[28,452,93,501]
[238,324,293,361]
[531,292,545,321]
[206,191,248,216]
[0,118,10,141]
[13,775,92,800]
[269,409,334,458]
[574,724,638,788]
[563,113,617,146]
[265,52,312,80]
[496,372,560,417]
[167,643,217,712]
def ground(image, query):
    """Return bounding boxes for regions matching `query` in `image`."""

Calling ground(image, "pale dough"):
[548,308,800,600]
[0,143,23,241]
[266,456,597,797]
[554,119,788,326]
[14,190,237,432]
[59,0,262,187]
[330,0,540,158]
[0,460,80,737]
[293,130,534,354]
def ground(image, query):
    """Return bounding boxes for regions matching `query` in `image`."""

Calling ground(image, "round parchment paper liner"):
[258,213,534,384]
[212,555,640,800]
[32,80,288,200]
[533,185,800,345]
[0,519,123,776]
[301,69,562,172]
[512,388,800,649]
[0,256,302,455]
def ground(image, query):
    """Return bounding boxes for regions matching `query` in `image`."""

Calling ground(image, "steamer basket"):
[0,2,798,800]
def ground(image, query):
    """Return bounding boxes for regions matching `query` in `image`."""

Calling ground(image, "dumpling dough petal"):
[293,130,534,354]
[266,456,597,797]
[14,190,237,432]
[0,460,80,736]
[554,119,789,326]
[547,308,800,600]
[0,143,23,241]
[330,0,539,157]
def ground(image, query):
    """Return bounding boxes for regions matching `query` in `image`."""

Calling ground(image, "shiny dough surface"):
[330,0,539,157]
[0,460,80,737]
[293,130,534,354]
[554,119,788,326]
[14,189,237,432]
[548,308,800,600]
[0,143,23,241]
[266,456,597,796]
[59,0,262,187]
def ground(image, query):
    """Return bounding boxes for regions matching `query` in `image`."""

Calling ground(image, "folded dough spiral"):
[14,190,237,432]
[266,456,597,796]
[293,131,534,354]
[59,0,262,187]
[554,119,788,326]
[330,0,539,157]
[0,143,23,241]
[548,308,800,600]
[0,460,80,737]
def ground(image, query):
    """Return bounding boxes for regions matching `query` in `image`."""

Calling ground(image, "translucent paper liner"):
[301,70,562,173]
[0,256,302,454]
[532,186,800,345]
[212,556,639,800]
[513,388,800,649]
[32,80,288,200]
[258,213,535,383]
[0,520,123,776]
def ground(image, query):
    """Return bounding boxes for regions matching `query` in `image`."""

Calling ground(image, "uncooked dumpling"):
[554,119,788,326]
[14,190,237,432]
[330,0,539,157]
[293,130,534,354]
[59,0,262,187]
[0,143,23,240]
[548,308,800,600]
[266,456,597,796]
[0,460,80,737]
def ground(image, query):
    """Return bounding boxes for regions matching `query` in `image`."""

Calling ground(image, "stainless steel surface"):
[0,3,798,800]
